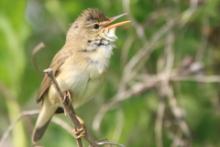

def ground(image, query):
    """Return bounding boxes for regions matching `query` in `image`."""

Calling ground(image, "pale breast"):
[48,62,89,107]
[87,44,113,79]
[47,43,113,107]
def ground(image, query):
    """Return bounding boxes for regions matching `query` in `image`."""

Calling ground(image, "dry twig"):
[31,42,46,73]
[44,68,124,147]
[0,110,39,147]
[44,68,88,147]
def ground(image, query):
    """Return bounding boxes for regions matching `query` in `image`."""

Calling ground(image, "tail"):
[32,102,57,143]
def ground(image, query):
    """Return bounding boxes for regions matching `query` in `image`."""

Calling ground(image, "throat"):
[86,38,114,59]
[87,43,114,78]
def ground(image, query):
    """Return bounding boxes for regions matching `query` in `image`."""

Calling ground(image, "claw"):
[62,91,86,139]
[73,126,86,139]
[72,115,86,139]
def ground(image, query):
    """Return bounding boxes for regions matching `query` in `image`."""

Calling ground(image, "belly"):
[48,69,89,107]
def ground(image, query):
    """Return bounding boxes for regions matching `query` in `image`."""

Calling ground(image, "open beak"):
[100,13,131,30]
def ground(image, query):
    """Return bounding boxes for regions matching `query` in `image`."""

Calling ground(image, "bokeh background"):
[1,0,220,147]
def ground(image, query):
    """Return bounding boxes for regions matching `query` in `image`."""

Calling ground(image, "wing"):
[36,49,70,103]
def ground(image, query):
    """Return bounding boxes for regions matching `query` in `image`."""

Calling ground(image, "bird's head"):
[66,8,130,51]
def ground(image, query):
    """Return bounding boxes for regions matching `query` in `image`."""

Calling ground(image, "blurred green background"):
[1,0,220,147]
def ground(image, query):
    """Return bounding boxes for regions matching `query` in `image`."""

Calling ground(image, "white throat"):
[87,28,117,78]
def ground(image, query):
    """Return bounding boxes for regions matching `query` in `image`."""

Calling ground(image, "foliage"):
[1,0,220,147]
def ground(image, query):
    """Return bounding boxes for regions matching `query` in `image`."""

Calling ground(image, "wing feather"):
[36,49,70,103]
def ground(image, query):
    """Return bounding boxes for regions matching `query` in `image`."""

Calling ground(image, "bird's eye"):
[93,23,100,29]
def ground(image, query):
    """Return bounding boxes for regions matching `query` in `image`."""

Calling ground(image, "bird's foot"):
[73,126,86,139]
[63,90,72,104]
[72,116,86,139]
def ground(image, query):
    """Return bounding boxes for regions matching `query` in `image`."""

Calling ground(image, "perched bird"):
[32,8,130,143]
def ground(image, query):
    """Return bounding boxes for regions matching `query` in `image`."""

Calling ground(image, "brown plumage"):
[36,49,70,103]
[80,8,109,22]
[36,9,108,103]
[32,8,130,143]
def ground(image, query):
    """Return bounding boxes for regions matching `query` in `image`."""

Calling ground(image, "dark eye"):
[93,23,99,29]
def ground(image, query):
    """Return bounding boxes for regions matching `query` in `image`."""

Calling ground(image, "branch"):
[44,68,123,147]
[0,110,39,147]
[122,0,147,41]
[31,42,46,74]
[44,68,86,147]
[171,75,220,83]
[93,77,158,131]
[155,95,165,147]
[0,110,75,146]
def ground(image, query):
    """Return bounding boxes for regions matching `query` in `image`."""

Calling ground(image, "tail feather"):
[32,120,51,142]
[32,102,57,143]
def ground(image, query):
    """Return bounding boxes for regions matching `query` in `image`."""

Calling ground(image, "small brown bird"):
[32,8,130,143]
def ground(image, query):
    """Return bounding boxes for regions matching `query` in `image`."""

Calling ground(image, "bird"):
[32,8,130,143]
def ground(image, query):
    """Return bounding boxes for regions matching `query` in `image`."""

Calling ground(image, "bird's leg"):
[63,91,72,116]
[72,116,86,139]
[63,91,86,139]
[63,91,72,104]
